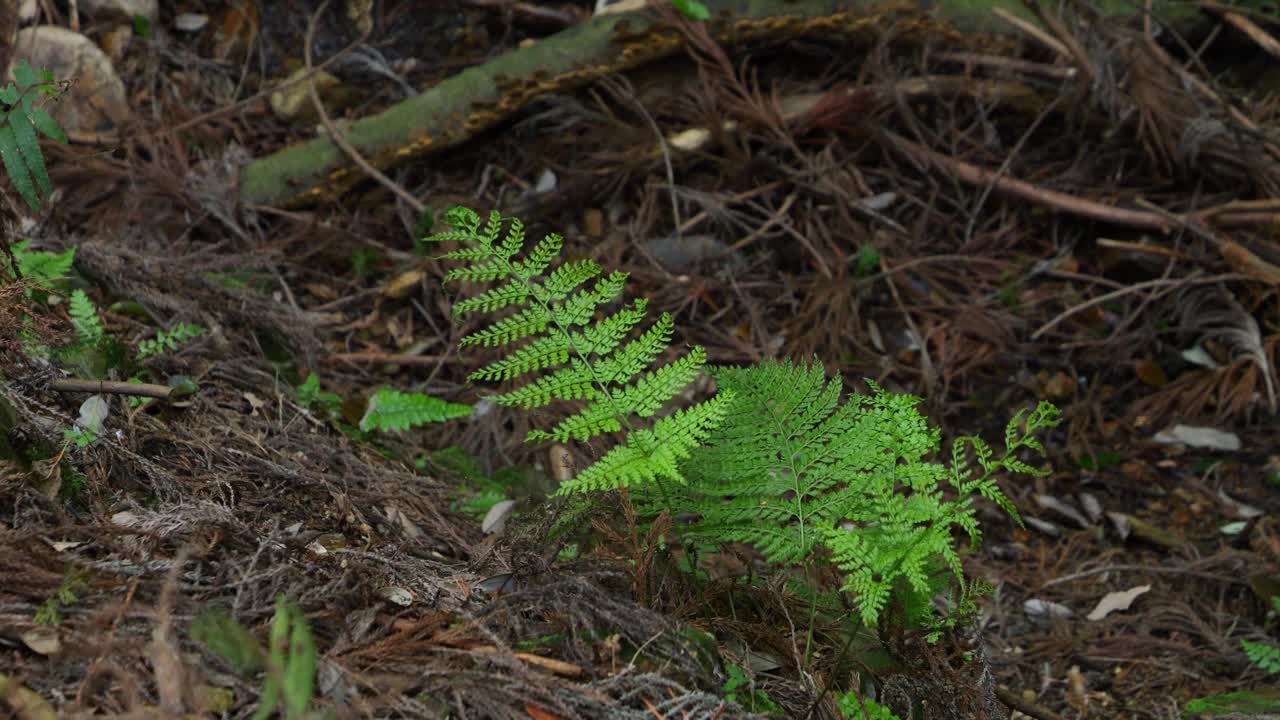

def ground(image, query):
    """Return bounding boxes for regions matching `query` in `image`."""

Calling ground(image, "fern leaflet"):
[359,388,473,432]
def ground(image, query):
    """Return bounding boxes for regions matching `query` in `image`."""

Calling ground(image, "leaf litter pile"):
[1,1,1279,718]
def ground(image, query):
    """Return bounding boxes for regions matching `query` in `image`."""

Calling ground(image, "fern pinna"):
[423,207,732,498]
[674,359,1059,626]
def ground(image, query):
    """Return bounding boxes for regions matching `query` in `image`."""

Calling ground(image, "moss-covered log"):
[238,0,1206,209]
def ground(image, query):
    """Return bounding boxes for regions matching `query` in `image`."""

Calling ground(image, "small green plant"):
[137,322,205,359]
[852,244,880,278]
[837,691,901,720]
[721,664,783,716]
[33,566,87,626]
[192,596,317,720]
[350,246,383,277]
[1241,596,1280,674]
[426,207,1059,630]
[0,59,67,211]
[8,240,74,284]
[296,372,343,416]
[67,290,103,345]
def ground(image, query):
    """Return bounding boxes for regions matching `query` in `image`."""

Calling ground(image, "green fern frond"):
[557,392,733,493]
[424,206,724,499]
[10,241,74,283]
[528,348,710,443]
[0,60,67,211]
[675,358,1056,627]
[359,388,473,432]
[137,322,205,360]
[1243,640,1280,674]
[68,290,102,344]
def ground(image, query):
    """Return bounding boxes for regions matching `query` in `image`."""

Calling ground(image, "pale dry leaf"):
[1035,494,1091,528]
[482,499,516,535]
[1086,584,1151,621]
[21,626,61,655]
[1153,424,1241,451]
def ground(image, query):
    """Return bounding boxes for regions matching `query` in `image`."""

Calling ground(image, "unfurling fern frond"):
[675,358,1057,627]
[423,207,729,498]
[0,60,68,211]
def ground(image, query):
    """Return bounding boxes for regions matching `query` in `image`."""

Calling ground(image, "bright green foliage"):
[673,359,1058,627]
[192,609,266,676]
[296,372,343,416]
[359,387,473,432]
[428,207,1060,632]
[8,241,75,284]
[194,598,318,720]
[423,207,731,496]
[1242,597,1280,674]
[721,664,783,716]
[67,290,103,345]
[258,596,316,720]
[672,0,711,21]
[837,692,901,720]
[1243,639,1280,674]
[137,322,205,359]
[0,60,67,211]
[1185,689,1280,715]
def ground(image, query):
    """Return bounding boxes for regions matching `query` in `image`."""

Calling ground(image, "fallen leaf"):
[377,586,413,607]
[1153,424,1241,451]
[1024,516,1061,537]
[1043,371,1075,399]
[21,626,61,655]
[1035,494,1091,528]
[525,702,562,720]
[1086,584,1151,621]
[1217,489,1264,519]
[481,500,516,535]
[1134,359,1168,387]
[381,269,425,300]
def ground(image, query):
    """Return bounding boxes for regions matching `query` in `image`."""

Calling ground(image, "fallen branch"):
[240,0,927,208]
[240,0,1211,209]
[49,379,174,399]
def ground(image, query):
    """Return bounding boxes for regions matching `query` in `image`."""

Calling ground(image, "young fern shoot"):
[423,207,731,500]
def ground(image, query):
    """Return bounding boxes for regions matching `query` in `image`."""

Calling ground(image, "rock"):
[12,26,131,144]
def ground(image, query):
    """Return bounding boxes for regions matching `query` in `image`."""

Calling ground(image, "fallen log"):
[237,0,1203,209]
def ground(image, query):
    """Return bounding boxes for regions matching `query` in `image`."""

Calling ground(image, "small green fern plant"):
[671,360,1058,627]
[424,207,1058,628]
[0,59,67,212]
[1242,596,1280,674]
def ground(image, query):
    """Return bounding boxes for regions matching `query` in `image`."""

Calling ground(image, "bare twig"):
[304,1,424,215]
[50,379,174,399]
